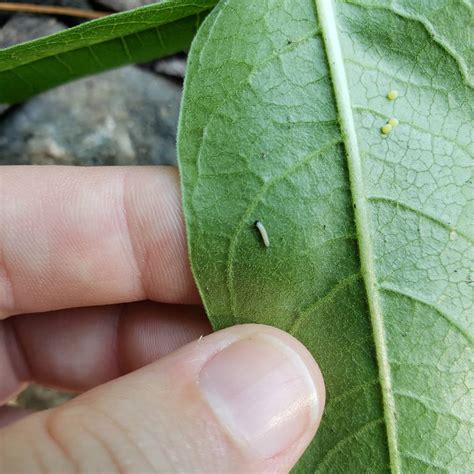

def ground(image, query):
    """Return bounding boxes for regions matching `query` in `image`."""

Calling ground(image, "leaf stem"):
[0,3,108,20]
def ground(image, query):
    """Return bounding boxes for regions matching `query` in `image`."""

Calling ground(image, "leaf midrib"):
[315,1,401,472]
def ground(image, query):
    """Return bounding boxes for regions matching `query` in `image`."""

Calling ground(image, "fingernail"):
[199,335,319,459]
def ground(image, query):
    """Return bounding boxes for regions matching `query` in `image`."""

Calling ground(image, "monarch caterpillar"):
[255,220,270,248]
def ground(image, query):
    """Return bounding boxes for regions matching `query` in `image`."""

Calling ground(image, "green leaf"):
[0,0,218,104]
[178,0,473,471]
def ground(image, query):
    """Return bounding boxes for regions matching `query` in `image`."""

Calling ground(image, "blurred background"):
[0,0,186,167]
[1,0,186,409]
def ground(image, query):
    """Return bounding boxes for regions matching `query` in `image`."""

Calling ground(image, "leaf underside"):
[178,0,473,472]
[0,0,218,104]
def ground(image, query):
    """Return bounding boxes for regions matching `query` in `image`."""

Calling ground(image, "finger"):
[1,302,211,402]
[0,406,32,428]
[0,166,199,318]
[0,325,325,473]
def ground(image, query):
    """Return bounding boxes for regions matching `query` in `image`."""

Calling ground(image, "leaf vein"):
[316,1,401,471]
[226,139,343,320]
[325,379,379,409]
[402,452,449,471]
[193,31,321,174]
[288,270,361,333]
[394,390,473,425]
[379,283,473,343]
[353,105,472,157]
[345,57,464,95]
[314,418,385,473]
[367,195,473,243]
[346,0,472,86]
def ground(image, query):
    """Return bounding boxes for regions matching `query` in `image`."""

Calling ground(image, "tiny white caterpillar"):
[255,220,270,248]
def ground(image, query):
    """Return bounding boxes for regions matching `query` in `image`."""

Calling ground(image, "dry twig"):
[0,2,108,20]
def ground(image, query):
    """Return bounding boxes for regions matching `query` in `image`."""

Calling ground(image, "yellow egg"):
[387,90,398,100]
[388,118,399,127]
[381,124,392,134]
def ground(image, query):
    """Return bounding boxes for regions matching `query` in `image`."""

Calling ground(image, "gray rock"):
[96,0,159,11]
[0,14,65,114]
[0,13,65,49]
[154,55,187,79]
[58,0,92,6]
[5,0,92,9]
[0,66,182,166]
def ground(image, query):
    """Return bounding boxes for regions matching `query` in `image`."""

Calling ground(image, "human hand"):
[0,166,325,473]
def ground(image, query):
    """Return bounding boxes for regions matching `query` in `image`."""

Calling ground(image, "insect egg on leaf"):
[387,90,398,100]
[388,117,399,127]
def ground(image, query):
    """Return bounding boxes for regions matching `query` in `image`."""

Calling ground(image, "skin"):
[0,166,325,473]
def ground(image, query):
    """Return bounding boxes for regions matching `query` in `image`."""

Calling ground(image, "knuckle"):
[42,408,82,473]
[44,405,131,474]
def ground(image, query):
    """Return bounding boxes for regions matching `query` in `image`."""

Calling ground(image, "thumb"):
[0,324,325,473]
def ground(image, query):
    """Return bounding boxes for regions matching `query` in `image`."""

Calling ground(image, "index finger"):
[0,166,200,318]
